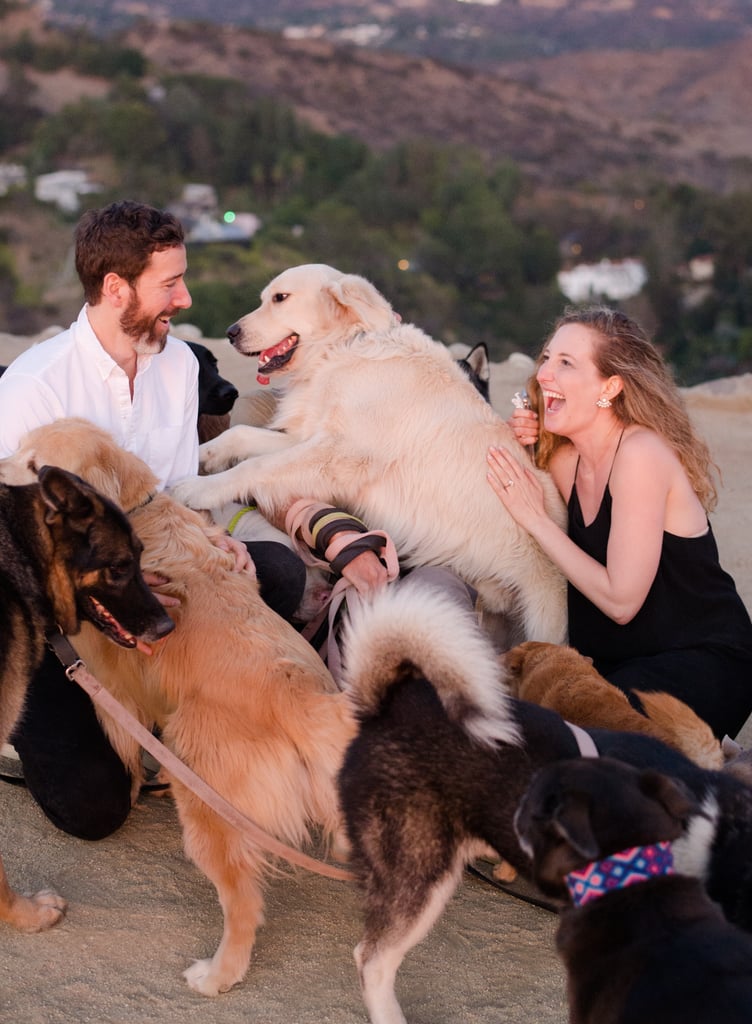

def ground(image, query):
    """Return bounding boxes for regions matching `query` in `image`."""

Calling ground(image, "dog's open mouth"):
[257,333,299,385]
[85,596,138,648]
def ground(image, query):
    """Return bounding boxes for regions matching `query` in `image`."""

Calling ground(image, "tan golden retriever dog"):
[0,418,355,997]
[170,264,568,644]
[504,641,723,770]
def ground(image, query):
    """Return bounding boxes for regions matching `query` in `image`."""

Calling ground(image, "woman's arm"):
[487,432,678,623]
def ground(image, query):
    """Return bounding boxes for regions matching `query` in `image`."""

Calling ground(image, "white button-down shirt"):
[0,305,199,489]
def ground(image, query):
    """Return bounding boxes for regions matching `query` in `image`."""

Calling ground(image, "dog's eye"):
[28,458,38,474]
[107,560,133,582]
[272,292,289,303]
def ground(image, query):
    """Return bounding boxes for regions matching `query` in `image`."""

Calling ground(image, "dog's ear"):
[326,273,395,332]
[503,645,526,675]
[638,770,700,824]
[552,794,600,862]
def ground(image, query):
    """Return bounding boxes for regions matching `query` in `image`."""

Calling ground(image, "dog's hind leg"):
[0,853,66,932]
[356,864,463,1024]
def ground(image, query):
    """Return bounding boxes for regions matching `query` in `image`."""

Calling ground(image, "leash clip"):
[46,626,87,679]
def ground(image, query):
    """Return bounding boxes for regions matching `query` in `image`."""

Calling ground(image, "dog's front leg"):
[0,854,66,932]
[199,424,293,474]
[170,462,258,512]
[179,797,265,996]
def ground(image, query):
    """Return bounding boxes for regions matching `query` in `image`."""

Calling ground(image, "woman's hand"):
[508,407,539,448]
[486,445,547,531]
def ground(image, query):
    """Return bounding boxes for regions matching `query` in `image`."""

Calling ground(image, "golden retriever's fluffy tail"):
[340,581,521,749]
[635,690,724,771]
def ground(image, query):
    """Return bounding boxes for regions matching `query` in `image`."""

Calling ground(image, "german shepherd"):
[0,466,174,932]
[515,758,752,1023]
[0,419,355,997]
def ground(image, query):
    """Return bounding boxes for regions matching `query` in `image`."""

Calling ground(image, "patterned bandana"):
[565,842,674,907]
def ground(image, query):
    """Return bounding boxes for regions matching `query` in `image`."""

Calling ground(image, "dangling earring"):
[596,396,612,408]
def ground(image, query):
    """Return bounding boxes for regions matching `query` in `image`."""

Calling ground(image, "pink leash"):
[46,632,355,883]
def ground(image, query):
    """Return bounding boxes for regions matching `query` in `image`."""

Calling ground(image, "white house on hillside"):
[558,258,647,303]
[34,170,102,213]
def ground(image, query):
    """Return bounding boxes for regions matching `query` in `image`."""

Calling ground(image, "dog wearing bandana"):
[515,757,752,1024]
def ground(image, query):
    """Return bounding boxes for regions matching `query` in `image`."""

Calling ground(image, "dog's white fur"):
[171,264,567,643]
[342,580,521,750]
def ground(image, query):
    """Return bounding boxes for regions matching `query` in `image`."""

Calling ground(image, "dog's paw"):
[492,859,518,883]
[198,440,234,475]
[169,475,216,511]
[4,888,67,932]
[183,957,243,996]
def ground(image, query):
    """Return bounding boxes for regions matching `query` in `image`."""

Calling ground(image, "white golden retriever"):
[171,264,567,642]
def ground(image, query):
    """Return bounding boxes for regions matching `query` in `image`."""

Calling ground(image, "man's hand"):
[341,550,389,596]
[143,571,180,608]
[213,533,256,575]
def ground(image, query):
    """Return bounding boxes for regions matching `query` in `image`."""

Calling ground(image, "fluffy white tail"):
[340,580,521,749]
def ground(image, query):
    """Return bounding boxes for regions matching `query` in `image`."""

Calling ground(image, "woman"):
[487,305,752,739]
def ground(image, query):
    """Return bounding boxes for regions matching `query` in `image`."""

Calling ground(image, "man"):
[0,200,305,839]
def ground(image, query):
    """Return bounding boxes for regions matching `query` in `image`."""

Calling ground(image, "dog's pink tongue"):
[257,370,270,386]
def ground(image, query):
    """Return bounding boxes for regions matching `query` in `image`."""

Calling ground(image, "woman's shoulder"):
[618,424,679,469]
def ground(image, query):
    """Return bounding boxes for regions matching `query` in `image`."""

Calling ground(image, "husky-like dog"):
[0,466,173,932]
[338,582,752,1024]
[170,264,567,643]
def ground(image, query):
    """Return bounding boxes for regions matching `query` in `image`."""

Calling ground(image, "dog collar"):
[226,504,257,535]
[566,842,674,907]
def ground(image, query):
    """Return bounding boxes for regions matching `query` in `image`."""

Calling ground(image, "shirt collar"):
[77,305,154,380]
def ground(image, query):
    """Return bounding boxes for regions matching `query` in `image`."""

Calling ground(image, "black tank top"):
[567,444,752,672]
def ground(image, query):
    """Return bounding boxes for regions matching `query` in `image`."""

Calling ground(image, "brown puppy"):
[0,419,355,997]
[515,757,752,1024]
[504,641,723,770]
[0,465,173,932]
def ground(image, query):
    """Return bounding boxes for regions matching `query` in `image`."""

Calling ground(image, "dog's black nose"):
[227,323,240,343]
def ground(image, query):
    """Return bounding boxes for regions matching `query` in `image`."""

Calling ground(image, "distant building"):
[0,163,27,196]
[34,170,102,213]
[557,258,647,303]
[186,212,262,244]
[169,183,261,244]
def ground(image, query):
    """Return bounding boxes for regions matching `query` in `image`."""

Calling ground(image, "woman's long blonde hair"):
[530,306,719,512]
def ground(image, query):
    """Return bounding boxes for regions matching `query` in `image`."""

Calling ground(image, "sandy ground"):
[1,328,751,1024]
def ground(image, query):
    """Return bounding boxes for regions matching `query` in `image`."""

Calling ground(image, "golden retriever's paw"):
[492,859,518,883]
[169,475,218,511]
[5,888,67,932]
[183,958,244,996]
[198,439,233,474]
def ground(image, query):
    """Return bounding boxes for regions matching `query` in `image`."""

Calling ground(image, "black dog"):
[0,466,174,932]
[186,341,239,443]
[515,757,752,1023]
[338,582,752,1024]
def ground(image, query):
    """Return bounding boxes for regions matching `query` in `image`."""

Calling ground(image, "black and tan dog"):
[338,582,752,1024]
[515,757,752,1023]
[0,466,174,933]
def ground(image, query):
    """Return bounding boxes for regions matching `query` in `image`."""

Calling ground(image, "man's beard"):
[120,294,173,355]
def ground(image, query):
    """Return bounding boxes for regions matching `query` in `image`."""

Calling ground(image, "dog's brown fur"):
[0,465,173,933]
[504,641,723,770]
[0,418,356,996]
